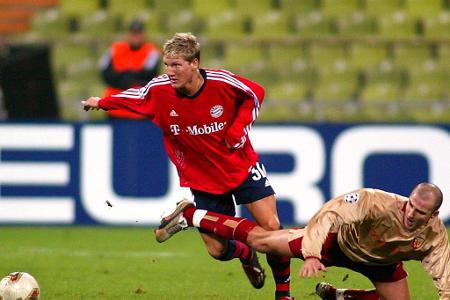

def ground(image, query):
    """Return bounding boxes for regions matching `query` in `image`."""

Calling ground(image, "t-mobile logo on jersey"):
[169,122,227,136]
[170,124,181,135]
[186,121,227,135]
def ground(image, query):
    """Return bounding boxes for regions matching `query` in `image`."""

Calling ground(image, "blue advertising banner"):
[0,122,449,225]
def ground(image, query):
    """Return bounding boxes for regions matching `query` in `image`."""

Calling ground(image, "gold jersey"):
[300,188,450,300]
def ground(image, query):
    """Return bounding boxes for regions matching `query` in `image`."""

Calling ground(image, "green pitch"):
[0,226,444,299]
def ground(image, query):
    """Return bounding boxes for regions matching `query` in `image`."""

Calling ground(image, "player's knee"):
[206,244,226,259]
[248,238,271,253]
[258,217,281,231]
[247,230,271,253]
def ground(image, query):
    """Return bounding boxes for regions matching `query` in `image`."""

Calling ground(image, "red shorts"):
[288,231,407,283]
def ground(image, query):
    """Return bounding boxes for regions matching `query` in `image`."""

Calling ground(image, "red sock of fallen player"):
[183,207,257,242]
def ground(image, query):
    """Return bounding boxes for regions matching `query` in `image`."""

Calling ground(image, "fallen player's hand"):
[300,257,327,278]
[81,97,101,111]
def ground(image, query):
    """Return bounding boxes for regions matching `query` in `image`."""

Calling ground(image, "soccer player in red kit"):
[82,32,292,300]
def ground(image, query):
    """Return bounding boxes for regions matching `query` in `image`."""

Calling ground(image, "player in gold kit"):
[156,183,449,300]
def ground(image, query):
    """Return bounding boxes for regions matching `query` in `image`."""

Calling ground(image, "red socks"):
[183,207,257,242]
[267,254,291,299]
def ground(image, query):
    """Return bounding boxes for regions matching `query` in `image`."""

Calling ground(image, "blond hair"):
[163,32,200,62]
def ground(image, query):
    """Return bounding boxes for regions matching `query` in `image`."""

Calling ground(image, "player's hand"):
[81,97,101,111]
[299,257,327,278]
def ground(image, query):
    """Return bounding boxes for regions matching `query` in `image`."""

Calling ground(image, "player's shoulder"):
[204,68,236,77]
[340,188,403,205]
[204,68,260,91]
[364,189,408,209]
[147,74,171,88]
[204,68,238,84]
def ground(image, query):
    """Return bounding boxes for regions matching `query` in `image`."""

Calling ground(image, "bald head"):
[411,182,443,212]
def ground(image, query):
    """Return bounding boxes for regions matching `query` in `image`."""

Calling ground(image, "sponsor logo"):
[186,122,226,135]
[344,193,359,204]
[169,122,227,136]
[169,110,179,117]
[170,124,181,135]
[210,105,224,118]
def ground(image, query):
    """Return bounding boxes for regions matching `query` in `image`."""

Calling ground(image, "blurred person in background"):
[99,19,160,119]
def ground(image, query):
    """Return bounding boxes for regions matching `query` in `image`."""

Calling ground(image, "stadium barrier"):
[0,121,449,225]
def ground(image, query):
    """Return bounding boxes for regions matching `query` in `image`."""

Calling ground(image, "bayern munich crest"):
[210,105,224,118]
[344,192,360,204]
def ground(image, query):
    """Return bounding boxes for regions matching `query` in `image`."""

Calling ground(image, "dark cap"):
[128,19,145,32]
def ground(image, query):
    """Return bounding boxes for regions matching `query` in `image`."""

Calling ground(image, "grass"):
[0,226,444,299]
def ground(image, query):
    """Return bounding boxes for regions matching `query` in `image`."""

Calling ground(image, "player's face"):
[404,192,436,231]
[163,56,199,94]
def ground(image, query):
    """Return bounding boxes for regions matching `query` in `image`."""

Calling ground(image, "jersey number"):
[251,162,267,181]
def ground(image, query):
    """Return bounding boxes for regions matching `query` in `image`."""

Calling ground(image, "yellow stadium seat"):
[365,0,402,17]
[437,43,450,70]
[405,62,448,101]
[321,0,361,18]
[235,0,273,16]
[404,82,447,102]
[31,10,75,37]
[164,10,205,36]
[295,11,334,37]
[60,0,99,15]
[307,42,347,70]
[405,0,442,19]
[348,42,387,69]
[336,11,376,37]
[192,0,234,17]
[251,11,293,38]
[377,11,418,38]
[223,44,265,74]
[423,12,450,39]
[280,0,319,14]
[268,44,305,72]
[107,0,149,17]
[268,81,309,102]
[152,0,192,13]
[392,43,432,70]
[203,11,245,39]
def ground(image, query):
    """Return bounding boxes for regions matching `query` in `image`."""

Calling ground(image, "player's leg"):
[372,278,410,300]
[239,162,292,300]
[244,195,292,299]
[191,190,266,289]
[317,258,410,300]
[316,282,380,300]
[154,197,296,256]
[315,278,410,300]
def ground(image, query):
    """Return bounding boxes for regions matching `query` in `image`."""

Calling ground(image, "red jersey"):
[98,69,264,194]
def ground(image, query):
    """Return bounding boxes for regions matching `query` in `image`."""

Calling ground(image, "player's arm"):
[81,82,154,118]
[300,189,373,274]
[224,76,264,149]
[421,224,450,300]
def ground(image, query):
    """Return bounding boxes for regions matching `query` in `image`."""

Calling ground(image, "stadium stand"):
[1,0,448,122]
